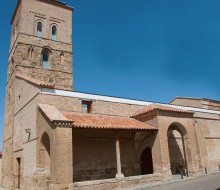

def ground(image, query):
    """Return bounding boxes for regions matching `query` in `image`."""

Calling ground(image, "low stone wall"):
[70,173,162,190]
[74,167,117,182]
[74,165,136,182]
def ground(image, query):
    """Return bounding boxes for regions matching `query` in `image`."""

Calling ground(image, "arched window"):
[28,46,34,59]
[42,50,49,68]
[52,25,57,41]
[37,22,42,37]
[60,52,64,64]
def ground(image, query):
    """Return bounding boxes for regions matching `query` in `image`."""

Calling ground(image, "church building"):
[1,0,220,190]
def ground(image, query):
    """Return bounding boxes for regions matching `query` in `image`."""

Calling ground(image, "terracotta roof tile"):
[16,73,54,88]
[63,112,157,130]
[131,103,194,117]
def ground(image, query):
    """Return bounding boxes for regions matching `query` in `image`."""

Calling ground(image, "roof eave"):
[72,125,158,131]
[38,0,74,11]
[15,73,54,89]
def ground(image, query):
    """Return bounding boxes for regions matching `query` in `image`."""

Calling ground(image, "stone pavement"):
[118,169,220,190]
[136,173,220,190]
[0,169,219,190]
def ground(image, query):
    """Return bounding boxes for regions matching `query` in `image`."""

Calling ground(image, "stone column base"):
[50,183,70,190]
[115,173,125,179]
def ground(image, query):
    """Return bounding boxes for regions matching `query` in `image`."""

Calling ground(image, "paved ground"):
[119,172,220,190]
[1,171,220,190]
[144,173,220,190]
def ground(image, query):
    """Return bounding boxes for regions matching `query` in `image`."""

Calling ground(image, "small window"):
[28,46,34,59]
[42,51,49,68]
[52,25,57,41]
[60,52,64,64]
[37,22,42,37]
[82,101,92,113]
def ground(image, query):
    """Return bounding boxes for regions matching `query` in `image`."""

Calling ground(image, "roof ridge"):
[131,103,194,118]
[63,111,133,118]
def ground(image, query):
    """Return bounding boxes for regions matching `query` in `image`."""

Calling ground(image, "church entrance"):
[140,147,153,175]
[168,123,188,176]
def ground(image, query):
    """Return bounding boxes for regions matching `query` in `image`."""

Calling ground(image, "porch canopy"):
[63,112,157,131]
[38,103,157,131]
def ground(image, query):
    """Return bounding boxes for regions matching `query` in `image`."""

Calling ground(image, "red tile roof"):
[63,112,157,130]
[131,103,194,117]
[16,73,54,88]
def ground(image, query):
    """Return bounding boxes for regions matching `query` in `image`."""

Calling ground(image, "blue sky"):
[0,0,220,149]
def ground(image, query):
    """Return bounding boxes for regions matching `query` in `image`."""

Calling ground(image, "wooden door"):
[140,147,153,175]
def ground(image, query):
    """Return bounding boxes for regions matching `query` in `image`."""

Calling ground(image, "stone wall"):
[11,37,73,91]
[71,173,162,190]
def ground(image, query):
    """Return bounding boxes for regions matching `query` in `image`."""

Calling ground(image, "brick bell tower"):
[2,0,73,189]
[8,0,74,91]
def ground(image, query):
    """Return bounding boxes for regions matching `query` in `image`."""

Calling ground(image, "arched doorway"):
[40,132,50,170]
[140,147,153,175]
[168,123,188,175]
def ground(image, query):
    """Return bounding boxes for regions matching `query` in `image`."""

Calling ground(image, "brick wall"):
[73,130,137,182]
[38,93,145,117]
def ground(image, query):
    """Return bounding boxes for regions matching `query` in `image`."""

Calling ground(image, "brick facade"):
[2,0,220,190]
